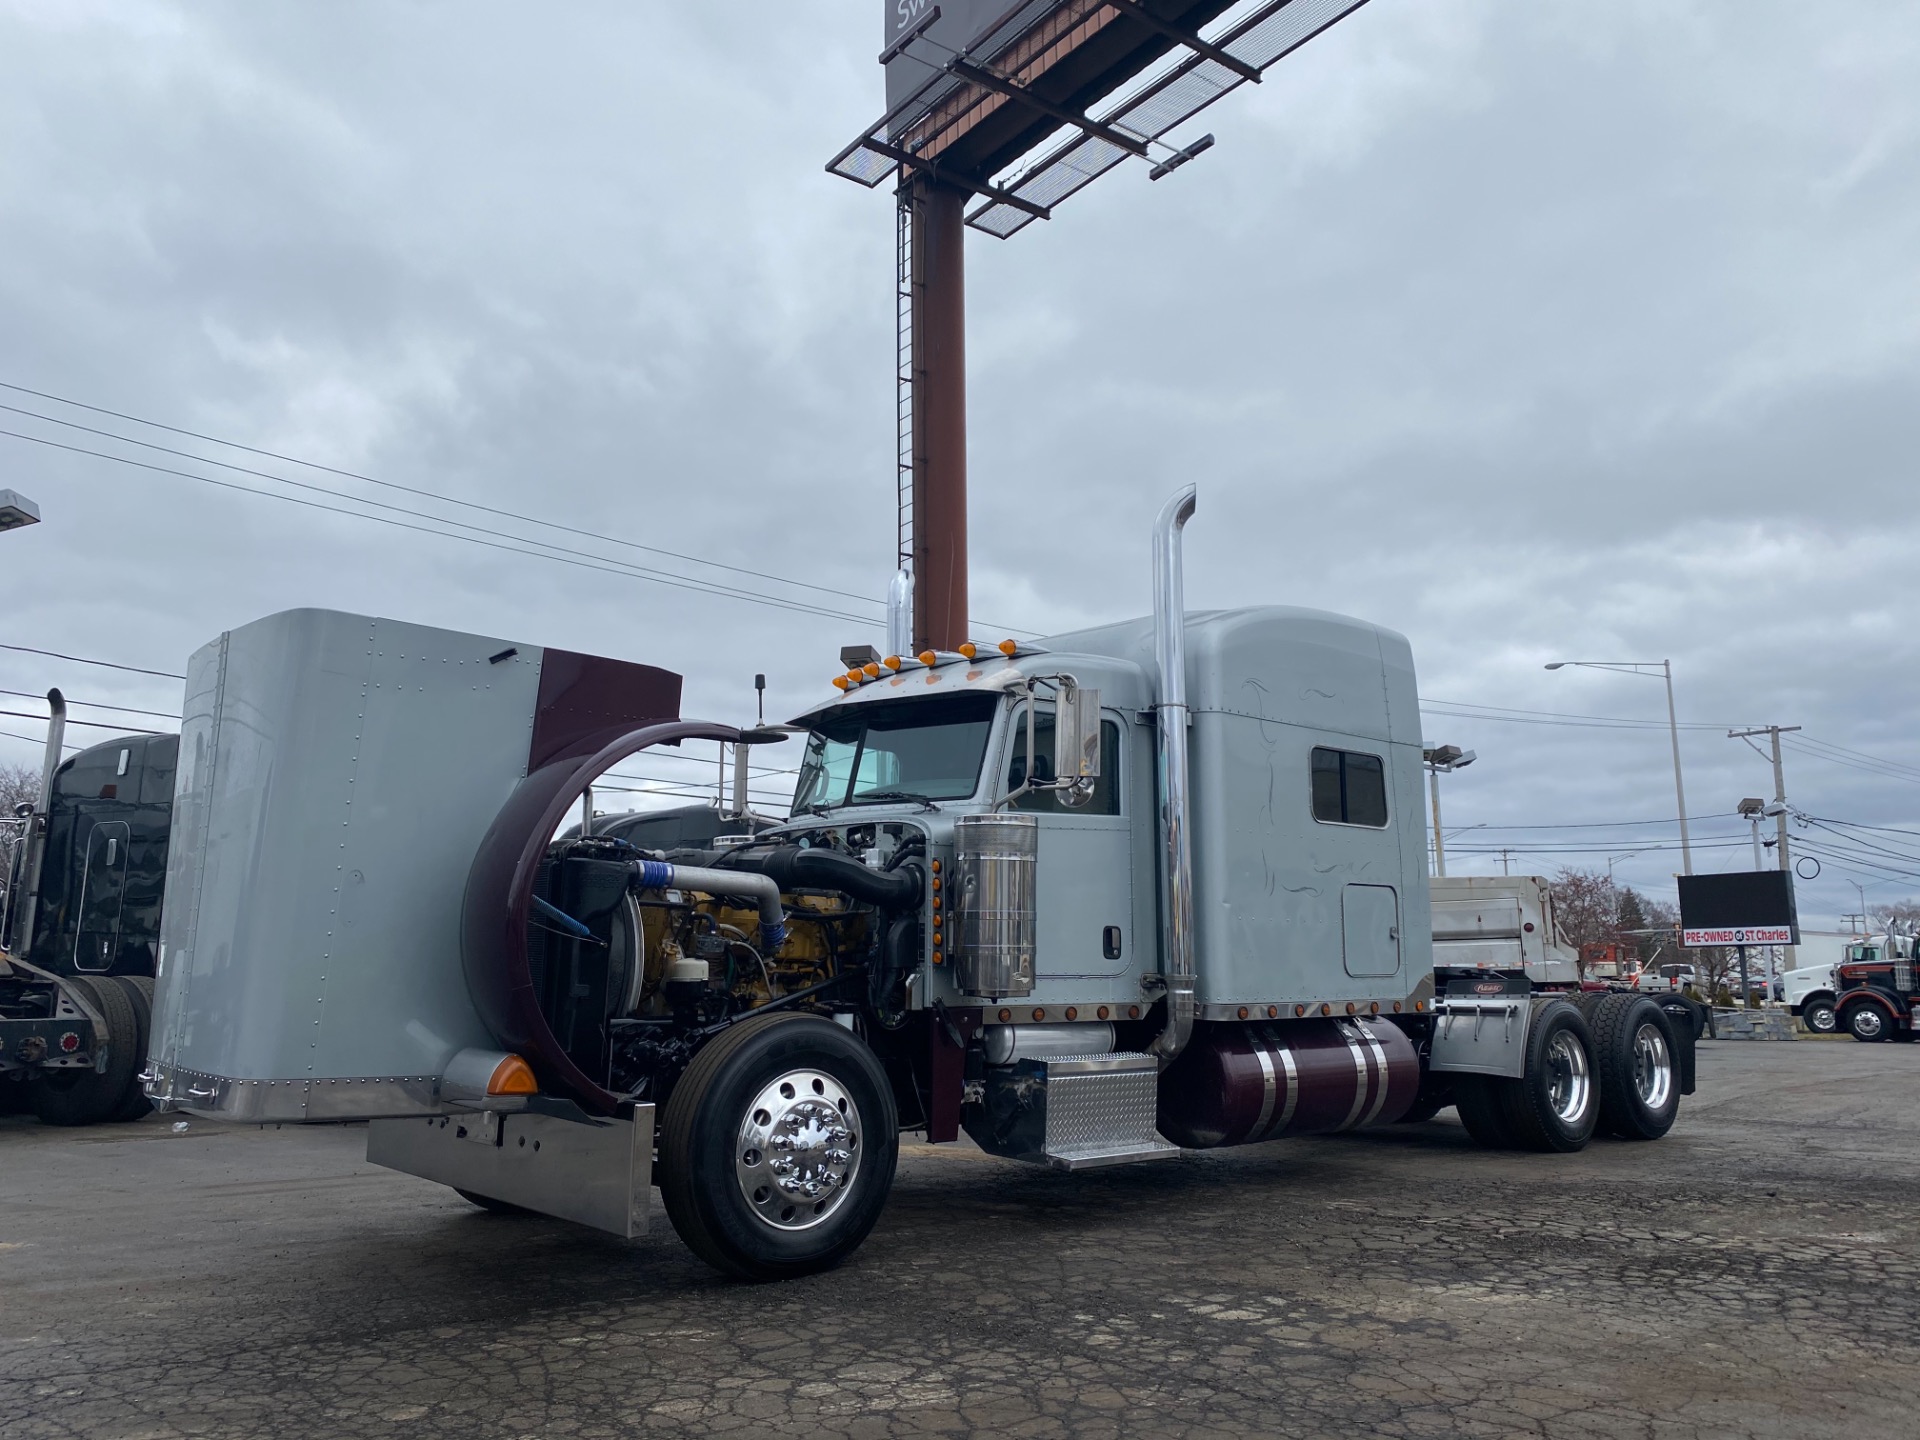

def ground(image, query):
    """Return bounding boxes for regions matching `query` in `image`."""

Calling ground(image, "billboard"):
[1677,871,1799,948]
[884,1,1022,122]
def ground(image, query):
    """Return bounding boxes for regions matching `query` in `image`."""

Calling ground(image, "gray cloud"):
[2,0,1916,925]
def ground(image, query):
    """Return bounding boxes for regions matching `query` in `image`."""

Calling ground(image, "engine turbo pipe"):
[632,860,786,953]
[1150,486,1197,1066]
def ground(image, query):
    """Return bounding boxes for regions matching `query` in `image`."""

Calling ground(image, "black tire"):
[1452,1074,1517,1148]
[109,977,156,1122]
[1844,1004,1890,1043]
[1800,997,1838,1035]
[1498,999,1599,1153]
[454,1188,537,1216]
[1589,995,1679,1141]
[31,976,139,1127]
[660,1012,898,1281]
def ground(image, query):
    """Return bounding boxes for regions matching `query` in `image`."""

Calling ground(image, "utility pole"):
[1500,848,1513,877]
[902,176,969,653]
[1729,724,1801,968]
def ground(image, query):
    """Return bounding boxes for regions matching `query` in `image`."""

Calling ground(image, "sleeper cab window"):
[1309,746,1388,828]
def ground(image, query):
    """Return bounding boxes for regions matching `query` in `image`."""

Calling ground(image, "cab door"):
[1006,705,1132,980]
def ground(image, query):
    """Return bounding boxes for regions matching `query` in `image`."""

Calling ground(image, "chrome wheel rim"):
[1631,1022,1672,1110]
[735,1068,861,1231]
[1807,1004,1835,1033]
[1546,1030,1591,1124]
[1853,1009,1883,1039]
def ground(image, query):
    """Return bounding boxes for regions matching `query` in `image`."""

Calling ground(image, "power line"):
[0,728,79,754]
[0,382,1044,639]
[0,688,181,721]
[1421,699,1738,732]
[0,384,882,610]
[0,709,167,735]
[0,427,876,626]
[0,642,185,680]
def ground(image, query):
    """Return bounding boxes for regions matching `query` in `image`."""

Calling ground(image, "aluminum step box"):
[964,1051,1180,1169]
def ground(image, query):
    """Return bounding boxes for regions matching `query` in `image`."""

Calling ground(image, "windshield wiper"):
[856,789,941,812]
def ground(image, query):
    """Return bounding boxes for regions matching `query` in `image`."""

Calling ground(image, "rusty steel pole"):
[908,176,969,652]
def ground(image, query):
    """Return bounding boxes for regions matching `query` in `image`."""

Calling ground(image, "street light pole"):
[1422,745,1477,879]
[1545,659,1693,875]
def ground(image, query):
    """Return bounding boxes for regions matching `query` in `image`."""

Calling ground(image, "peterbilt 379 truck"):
[143,489,1693,1279]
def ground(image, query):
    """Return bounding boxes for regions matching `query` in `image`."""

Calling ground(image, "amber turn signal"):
[486,1054,538,1096]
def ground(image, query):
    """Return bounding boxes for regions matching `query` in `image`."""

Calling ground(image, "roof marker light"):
[998,639,1017,656]
[862,662,880,679]
[883,655,902,671]
[832,676,851,691]
[918,650,937,667]
[958,642,977,660]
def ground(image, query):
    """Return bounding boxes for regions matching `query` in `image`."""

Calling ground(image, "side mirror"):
[1052,679,1100,807]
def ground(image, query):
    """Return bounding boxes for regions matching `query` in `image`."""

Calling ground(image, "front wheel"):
[659,1012,898,1281]
[1800,998,1837,1035]
[1845,1005,1888,1043]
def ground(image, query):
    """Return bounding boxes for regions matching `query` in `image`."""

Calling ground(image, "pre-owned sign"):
[1677,871,1799,949]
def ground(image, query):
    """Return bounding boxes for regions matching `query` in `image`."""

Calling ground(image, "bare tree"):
[0,760,39,868]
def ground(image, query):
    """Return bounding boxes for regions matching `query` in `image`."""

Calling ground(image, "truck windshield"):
[792,694,999,812]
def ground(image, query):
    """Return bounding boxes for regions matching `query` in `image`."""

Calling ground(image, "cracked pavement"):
[3,1039,1916,1438]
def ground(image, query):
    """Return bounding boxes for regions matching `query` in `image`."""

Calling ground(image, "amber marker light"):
[1097,1006,1110,1020]
[1267,1005,1279,1019]
[846,669,865,685]
[1320,1003,1331,1016]
[918,650,937,666]
[958,642,977,659]
[832,676,851,691]
[862,663,880,679]
[1032,1008,1045,1022]
[487,1054,538,1096]
[1064,1006,1078,1021]
[1127,1005,1140,1019]
[998,1008,1012,1022]
[998,639,1017,655]
[1295,1004,1307,1017]
[883,655,902,671]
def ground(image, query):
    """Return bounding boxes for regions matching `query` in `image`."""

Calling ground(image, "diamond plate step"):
[965,1051,1181,1171]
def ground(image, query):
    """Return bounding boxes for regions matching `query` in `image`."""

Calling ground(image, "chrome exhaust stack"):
[10,689,65,955]
[1150,487,1197,1065]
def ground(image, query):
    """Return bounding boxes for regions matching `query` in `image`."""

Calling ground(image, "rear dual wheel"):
[659,1012,898,1281]
[31,976,143,1127]
[1589,995,1678,1141]
[1455,1000,1599,1153]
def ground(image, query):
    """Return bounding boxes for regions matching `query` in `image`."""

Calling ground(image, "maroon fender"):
[461,719,739,1114]
[1157,1017,1421,1149]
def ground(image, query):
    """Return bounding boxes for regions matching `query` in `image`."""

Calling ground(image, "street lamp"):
[1545,659,1693,875]
[0,489,41,532]
[1422,743,1476,877]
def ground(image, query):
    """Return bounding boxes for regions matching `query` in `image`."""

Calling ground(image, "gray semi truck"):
[143,489,1693,1279]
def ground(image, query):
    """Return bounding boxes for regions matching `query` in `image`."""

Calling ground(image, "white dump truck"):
[144,489,1694,1279]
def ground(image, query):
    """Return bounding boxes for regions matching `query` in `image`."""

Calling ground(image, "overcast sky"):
[2,0,1916,933]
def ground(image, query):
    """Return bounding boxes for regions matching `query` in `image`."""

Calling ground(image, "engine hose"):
[724,846,925,912]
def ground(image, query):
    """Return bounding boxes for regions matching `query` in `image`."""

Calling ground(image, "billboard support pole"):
[908,174,969,652]
[1737,943,1752,1010]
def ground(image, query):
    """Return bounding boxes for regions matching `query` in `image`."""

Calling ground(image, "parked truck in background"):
[141,490,1694,1279]
[0,693,173,1124]
[1831,928,1918,1043]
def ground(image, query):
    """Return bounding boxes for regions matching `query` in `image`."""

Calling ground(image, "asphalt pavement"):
[3,1038,1916,1439]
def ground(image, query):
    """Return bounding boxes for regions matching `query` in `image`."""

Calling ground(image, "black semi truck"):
[1,692,175,1124]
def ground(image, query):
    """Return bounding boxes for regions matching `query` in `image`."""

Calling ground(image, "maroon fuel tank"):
[1156,1017,1420,1149]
